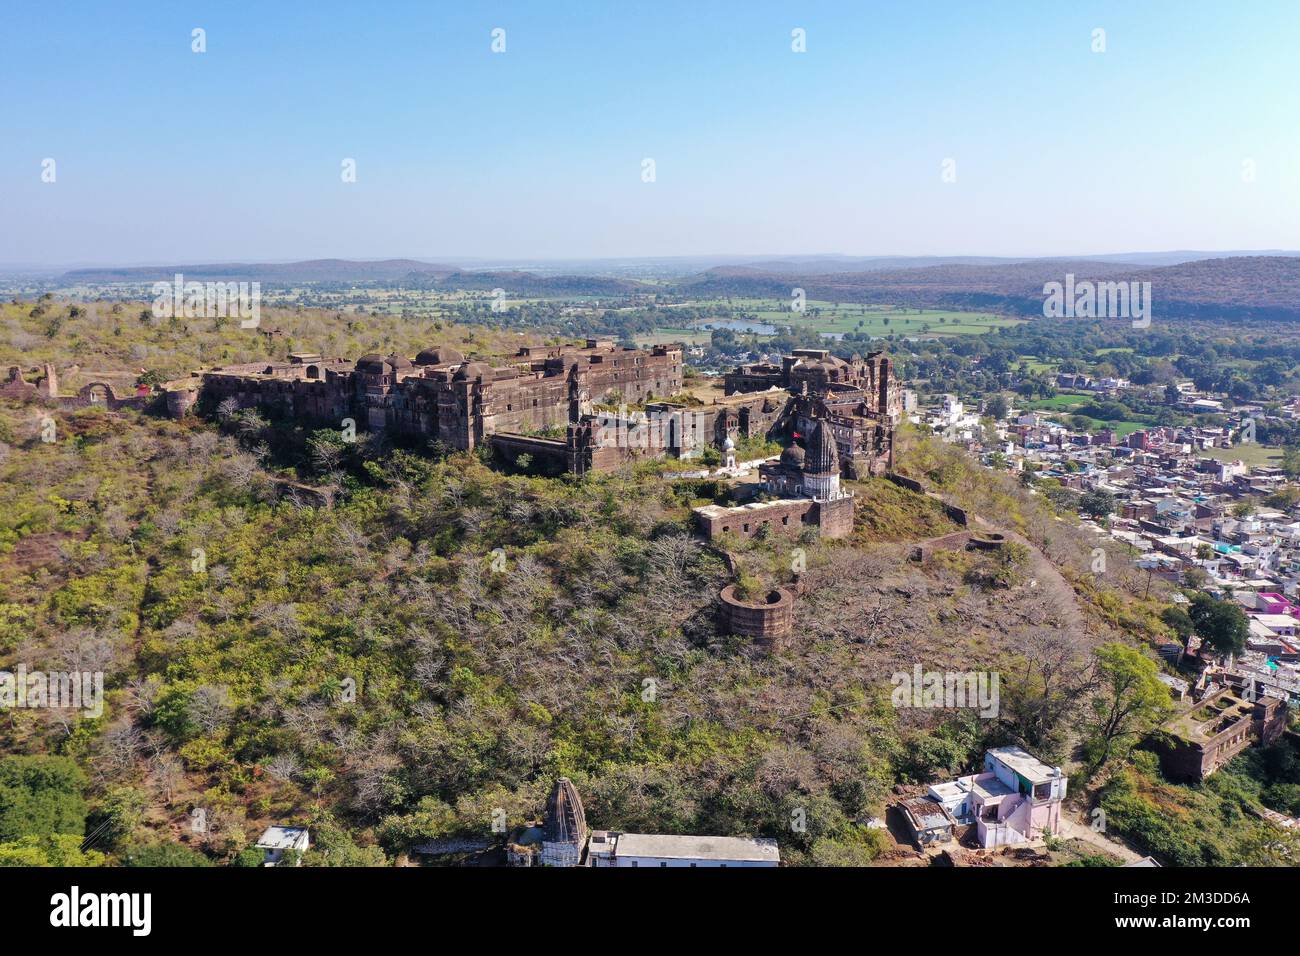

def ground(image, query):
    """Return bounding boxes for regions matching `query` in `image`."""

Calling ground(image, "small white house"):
[586,831,779,867]
[256,826,310,866]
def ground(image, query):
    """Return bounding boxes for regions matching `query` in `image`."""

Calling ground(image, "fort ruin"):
[163,341,901,486]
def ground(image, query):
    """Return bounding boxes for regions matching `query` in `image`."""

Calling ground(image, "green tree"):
[1160,605,1195,646]
[300,822,388,867]
[0,833,105,867]
[86,785,147,851]
[0,756,88,842]
[121,841,213,867]
[1079,489,1116,521]
[1282,445,1300,480]
[1188,593,1249,655]
[1085,643,1174,770]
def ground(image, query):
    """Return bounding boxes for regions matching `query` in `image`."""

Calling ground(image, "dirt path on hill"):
[971,516,1089,631]
[911,506,1090,635]
[1057,814,1146,863]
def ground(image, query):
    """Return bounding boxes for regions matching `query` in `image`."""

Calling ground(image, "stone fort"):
[164,339,900,481]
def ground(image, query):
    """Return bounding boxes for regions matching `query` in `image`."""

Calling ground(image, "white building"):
[1253,614,1300,637]
[255,826,310,866]
[586,831,779,867]
[940,394,964,423]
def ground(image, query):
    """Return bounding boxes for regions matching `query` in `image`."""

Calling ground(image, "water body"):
[702,319,778,334]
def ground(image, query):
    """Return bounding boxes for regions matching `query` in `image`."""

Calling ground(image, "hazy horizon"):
[9,249,1300,275]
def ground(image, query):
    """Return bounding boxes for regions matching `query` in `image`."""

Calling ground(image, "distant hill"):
[722,250,1300,275]
[63,258,460,283]
[400,270,649,296]
[53,253,1300,320]
[682,256,1300,321]
[60,258,652,296]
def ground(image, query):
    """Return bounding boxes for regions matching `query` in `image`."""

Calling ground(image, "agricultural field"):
[635,327,713,346]
[686,298,1022,338]
[1196,442,1287,468]
[641,299,1023,346]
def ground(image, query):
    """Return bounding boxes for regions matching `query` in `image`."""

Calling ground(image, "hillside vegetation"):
[0,307,1286,866]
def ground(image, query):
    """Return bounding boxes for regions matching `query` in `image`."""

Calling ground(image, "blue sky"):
[2,0,1298,264]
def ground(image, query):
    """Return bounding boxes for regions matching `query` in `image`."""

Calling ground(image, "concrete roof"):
[612,833,779,863]
[971,775,1015,800]
[256,826,309,850]
[929,780,971,801]
[988,745,1060,784]
[1253,614,1299,628]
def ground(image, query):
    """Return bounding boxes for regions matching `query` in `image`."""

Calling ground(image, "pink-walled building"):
[1254,593,1300,618]
[928,746,1068,849]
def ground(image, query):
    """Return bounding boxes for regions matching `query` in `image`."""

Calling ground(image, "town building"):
[899,795,957,847]
[511,778,779,867]
[586,831,780,867]
[927,746,1068,849]
[1147,682,1288,782]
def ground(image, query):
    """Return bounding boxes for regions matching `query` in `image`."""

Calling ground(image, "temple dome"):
[454,361,490,381]
[386,354,413,370]
[415,346,465,366]
[780,443,806,468]
[355,353,388,373]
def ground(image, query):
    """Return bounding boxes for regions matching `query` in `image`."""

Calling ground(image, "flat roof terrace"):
[612,833,779,863]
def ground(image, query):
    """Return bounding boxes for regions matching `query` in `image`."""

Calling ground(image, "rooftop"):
[929,779,972,802]
[255,826,309,851]
[694,498,810,519]
[610,833,779,863]
[988,745,1061,784]
[901,797,954,831]
[970,774,1015,800]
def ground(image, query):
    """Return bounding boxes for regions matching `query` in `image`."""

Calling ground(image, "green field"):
[664,298,1023,340]
[1092,419,1146,438]
[635,327,713,346]
[1021,391,1151,437]
[1022,392,1093,410]
[1196,443,1285,468]
[1018,358,1061,373]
